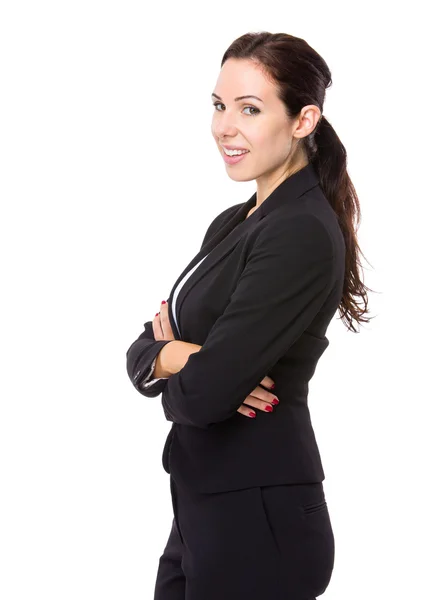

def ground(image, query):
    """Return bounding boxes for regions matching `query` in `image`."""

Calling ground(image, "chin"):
[225,170,254,183]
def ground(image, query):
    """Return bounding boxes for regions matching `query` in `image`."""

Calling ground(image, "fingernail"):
[249,412,256,418]
[161,300,166,304]
[155,312,159,316]
[265,405,273,412]
[271,398,279,405]
[271,383,276,389]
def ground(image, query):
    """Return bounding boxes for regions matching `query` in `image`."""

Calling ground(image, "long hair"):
[221,32,374,333]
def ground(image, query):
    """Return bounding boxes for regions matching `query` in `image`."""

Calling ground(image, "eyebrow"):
[211,93,264,103]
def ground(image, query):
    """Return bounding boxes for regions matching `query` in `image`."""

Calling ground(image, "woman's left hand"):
[153,300,176,341]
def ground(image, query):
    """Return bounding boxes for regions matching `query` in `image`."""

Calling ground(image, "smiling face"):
[211,58,319,195]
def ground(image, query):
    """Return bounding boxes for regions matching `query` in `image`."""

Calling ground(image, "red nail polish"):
[249,412,256,418]
[161,300,166,304]
[155,312,159,316]
[271,383,276,389]
[271,398,279,405]
[265,405,273,412]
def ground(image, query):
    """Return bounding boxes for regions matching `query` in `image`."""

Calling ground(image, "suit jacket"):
[126,162,345,493]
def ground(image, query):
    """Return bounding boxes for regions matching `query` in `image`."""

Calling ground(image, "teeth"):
[223,148,249,156]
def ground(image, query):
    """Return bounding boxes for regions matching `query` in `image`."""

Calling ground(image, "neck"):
[255,156,309,207]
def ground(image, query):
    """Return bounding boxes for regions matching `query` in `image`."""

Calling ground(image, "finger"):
[242,393,276,413]
[237,404,257,418]
[250,385,279,406]
[260,375,275,389]
[152,313,163,340]
[160,301,175,338]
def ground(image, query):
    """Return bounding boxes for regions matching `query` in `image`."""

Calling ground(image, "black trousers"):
[153,475,335,600]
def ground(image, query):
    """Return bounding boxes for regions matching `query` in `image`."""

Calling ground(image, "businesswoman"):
[126,32,371,600]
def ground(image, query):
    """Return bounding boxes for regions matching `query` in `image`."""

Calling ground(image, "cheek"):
[253,131,285,157]
[254,122,286,149]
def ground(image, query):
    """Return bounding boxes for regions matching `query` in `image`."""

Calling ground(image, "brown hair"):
[221,32,374,333]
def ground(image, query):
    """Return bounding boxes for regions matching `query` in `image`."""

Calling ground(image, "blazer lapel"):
[168,162,320,339]
[167,193,261,339]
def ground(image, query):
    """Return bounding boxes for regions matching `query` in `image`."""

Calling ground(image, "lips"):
[222,150,250,165]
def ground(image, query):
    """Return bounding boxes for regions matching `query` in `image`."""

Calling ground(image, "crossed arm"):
[126,213,335,430]
[159,215,335,429]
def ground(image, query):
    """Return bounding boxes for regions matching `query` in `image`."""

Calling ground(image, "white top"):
[141,253,209,388]
[171,254,208,337]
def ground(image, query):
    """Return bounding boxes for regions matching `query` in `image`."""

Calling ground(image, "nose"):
[213,111,239,141]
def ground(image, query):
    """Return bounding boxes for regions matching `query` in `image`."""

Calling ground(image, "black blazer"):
[126,162,345,494]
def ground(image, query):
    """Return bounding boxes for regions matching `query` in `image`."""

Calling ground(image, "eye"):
[212,102,260,116]
[243,106,260,116]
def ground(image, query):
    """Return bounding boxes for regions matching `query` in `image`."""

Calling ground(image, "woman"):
[126,32,371,600]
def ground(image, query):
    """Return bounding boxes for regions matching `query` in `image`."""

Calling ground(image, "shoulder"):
[253,210,335,261]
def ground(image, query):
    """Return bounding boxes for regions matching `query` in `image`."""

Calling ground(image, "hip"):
[170,476,335,597]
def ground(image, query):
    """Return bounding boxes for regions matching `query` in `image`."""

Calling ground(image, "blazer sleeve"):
[126,320,173,398]
[139,356,168,388]
[126,204,241,399]
[160,214,336,428]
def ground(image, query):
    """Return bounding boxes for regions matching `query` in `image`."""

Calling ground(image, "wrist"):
[153,341,177,378]
[156,341,201,377]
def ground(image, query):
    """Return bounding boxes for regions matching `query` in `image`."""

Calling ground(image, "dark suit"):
[127,162,343,598]
[126,162,345,494]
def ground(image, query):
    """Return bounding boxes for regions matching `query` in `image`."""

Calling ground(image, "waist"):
[162,405,326,493]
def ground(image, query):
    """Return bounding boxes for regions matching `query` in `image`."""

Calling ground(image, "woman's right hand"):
[237,375,279,418]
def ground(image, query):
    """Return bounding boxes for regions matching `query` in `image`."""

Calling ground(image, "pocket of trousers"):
[301,498,328,515]
[254,486,281,560]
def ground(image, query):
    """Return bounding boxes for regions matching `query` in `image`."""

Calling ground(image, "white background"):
[1,1,443,598]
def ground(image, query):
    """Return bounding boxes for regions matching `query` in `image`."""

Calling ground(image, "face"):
[211,58,319,189]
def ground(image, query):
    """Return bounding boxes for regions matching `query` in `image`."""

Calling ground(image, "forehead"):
[213,58,276,101]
